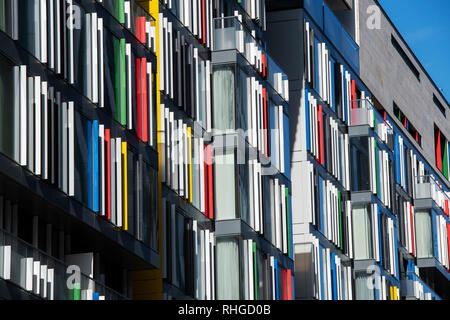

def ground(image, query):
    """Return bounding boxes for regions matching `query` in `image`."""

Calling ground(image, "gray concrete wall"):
[265,9,311,242]
[358,0,450,186]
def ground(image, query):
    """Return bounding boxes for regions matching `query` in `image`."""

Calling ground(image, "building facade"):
[0,0,448,301]
[265,0,450,300]
[0,0,295,300]
[133,0,295,300]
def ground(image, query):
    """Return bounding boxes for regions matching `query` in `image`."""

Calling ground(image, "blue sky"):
[377,0,450,103]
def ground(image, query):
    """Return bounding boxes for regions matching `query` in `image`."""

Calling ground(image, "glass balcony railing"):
[407,269,440,300]
[213,16,264,71]
[415,175,450,214]
[350,98,393,147]
[304,0,359,73]
[213,16,288,100]
[0,229,126,300]
[350,98,374,127]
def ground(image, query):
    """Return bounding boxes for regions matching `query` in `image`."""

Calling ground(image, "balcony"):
[415,175,450,215]
[213,16,289,100]
[304,0,359,73]
[350,98,375,127]
[402,269,441,300]
[0,229,126,300]
[349,98,393,148]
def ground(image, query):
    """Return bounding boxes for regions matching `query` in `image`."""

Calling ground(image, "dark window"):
[74,110,89,206]
[433,94,446,117]
[0,52,15,159]
[350,136,370,192]
[391,35,420,81]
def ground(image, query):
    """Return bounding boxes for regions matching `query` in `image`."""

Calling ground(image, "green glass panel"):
[115,0,125,24]
[114,38,126,125]
[443,139,449,179]
[70,283,81,300]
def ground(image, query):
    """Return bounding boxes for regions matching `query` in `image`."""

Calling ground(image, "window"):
[213,65,235,131]
[354,272,375,300]
[72,4,89,98]
[214,150,236,220]
[238,159,250,225]
[433,94,446,117]
[101,0,125,24]
[236,67,249,133]
[126,148,137,237]
[0,0,16,38]
[394,102,422,147]
[74,110,89,206]
[350,136,370,192]
[415,210,433,258]
[352,204,373,260]
[391,35,420,81]
[197,56,209,129]
[142,161,158,250]
[434,125,449,179]
[0,53,16,159]
[18,0,41,60]
[263,176,273,243]
[104,28,126,125]
[166,208,186,291]
[216,237,240,300]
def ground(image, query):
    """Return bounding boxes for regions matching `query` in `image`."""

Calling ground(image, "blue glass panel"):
[92,120,99,213]
[324,4,342,50]
[304,0,324,29]
[432,210,439,260]
[331,252,337,300]
[274,258,279,300]
[87,121,92,210]
[319,246,324,299]
[342,28,360,74]
[269,103,278,169]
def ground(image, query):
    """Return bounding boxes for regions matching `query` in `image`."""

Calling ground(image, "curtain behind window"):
[216,238,239,299]
[352,205,373,260]
[214,151,236,220]
[415,210,433,258]
[213,65,235,131]
[355,274,375,300]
